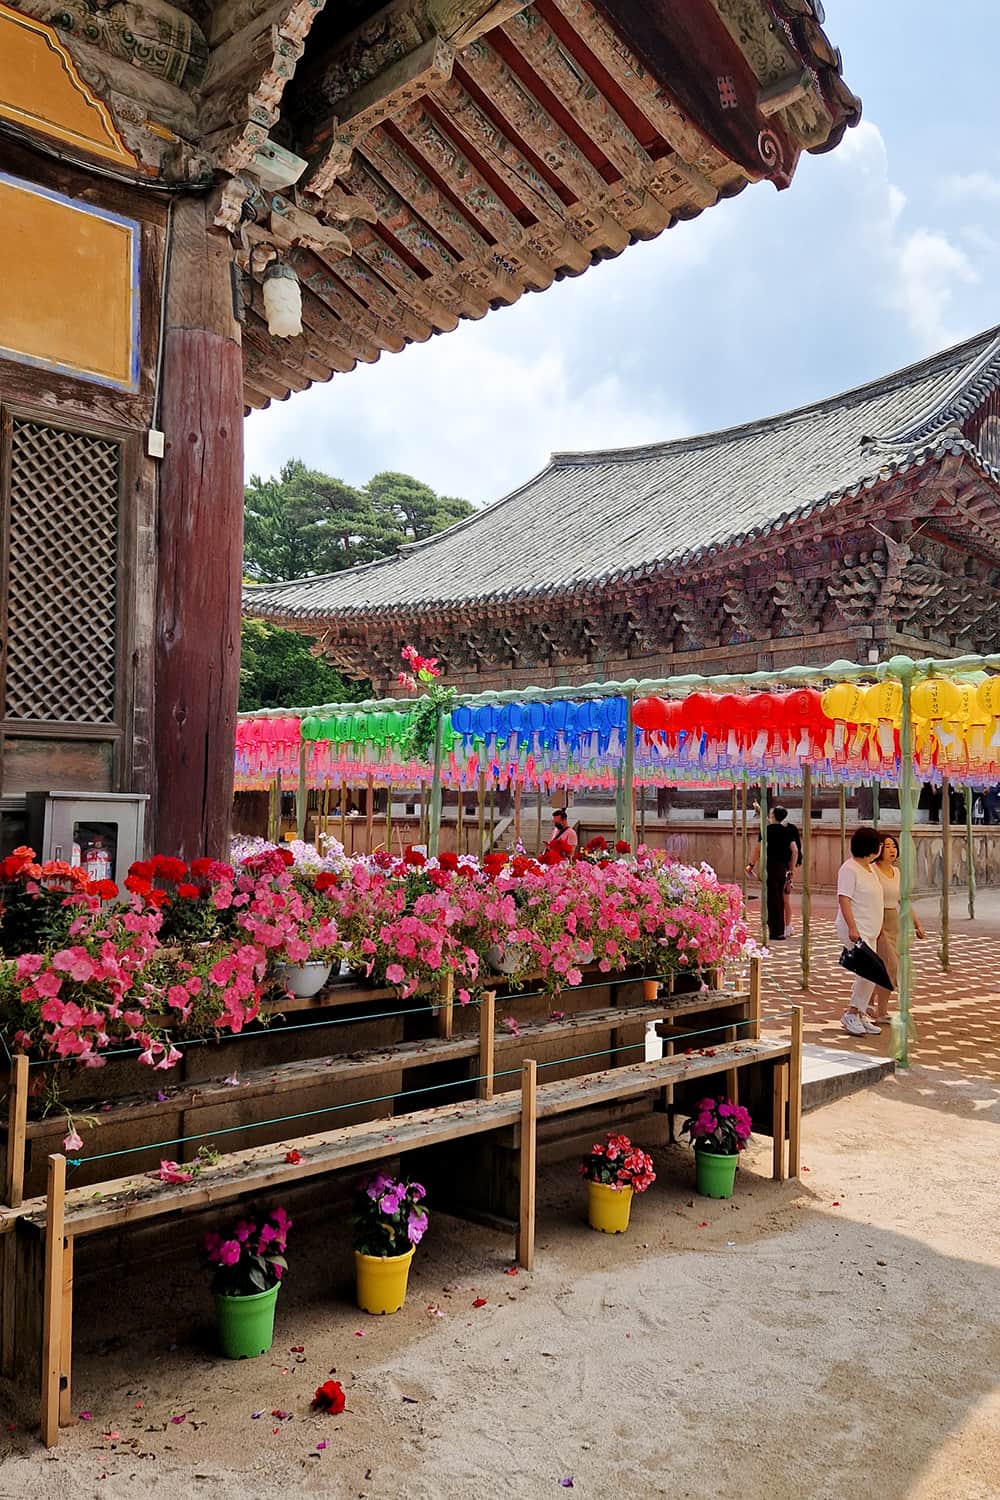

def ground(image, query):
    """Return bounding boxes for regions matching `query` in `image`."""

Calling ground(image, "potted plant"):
[203,1207,291,1357]
[579,1132,656,1234]
[353,1172,428,1314]
[681,1097,752,1199]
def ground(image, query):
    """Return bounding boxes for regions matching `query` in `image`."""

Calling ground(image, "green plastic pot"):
[214,1282,280,1359]
[695,1149,739,1199]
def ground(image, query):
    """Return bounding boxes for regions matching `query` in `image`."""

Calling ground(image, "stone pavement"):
[760,890,1000,1088]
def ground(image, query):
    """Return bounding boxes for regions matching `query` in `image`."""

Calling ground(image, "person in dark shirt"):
[746,805,801,941]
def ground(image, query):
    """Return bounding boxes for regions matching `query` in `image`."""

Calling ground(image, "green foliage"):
[239,619,365,713]
[243,460,474,584]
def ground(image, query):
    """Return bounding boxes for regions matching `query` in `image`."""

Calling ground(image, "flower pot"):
[486,943,528,976]
[586,1180,633,1234]
[695,1149,739,1199]
[355,1246,415,1314]
[642,978,660,1001]
[214,1282,280,1358]
[278,960,332,998]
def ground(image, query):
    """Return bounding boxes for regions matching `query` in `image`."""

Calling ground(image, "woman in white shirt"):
[871,833,925,1020]
[836,827,885,1037]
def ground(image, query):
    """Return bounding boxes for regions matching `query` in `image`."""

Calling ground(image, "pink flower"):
[63,1126,83,1152]
[219,1239,241,1266]
[385,963,405,986]
[154,1160,192,1185]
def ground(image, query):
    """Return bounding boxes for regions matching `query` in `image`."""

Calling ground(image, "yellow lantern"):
[820,682,866,723]
[910,677,962,721]
[977,676,1000,716]
[864,681,902,724]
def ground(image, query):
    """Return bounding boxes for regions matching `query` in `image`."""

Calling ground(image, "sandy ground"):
[1,1059,998,1500]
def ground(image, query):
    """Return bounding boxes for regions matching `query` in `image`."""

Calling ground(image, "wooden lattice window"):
[3,416,120,724]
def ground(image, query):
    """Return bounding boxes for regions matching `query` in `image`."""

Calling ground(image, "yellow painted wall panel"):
[0,4,134,167]
[0,174,139,391]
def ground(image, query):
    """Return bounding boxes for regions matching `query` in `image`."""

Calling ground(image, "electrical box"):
[24,791,148,886]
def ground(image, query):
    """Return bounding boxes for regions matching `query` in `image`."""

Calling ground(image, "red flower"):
[584,836,607,853]
[176,883,201,900]
[428,869,449,889]
[151,855,188,884]
[277,848,294,867]
[93,880,119,901]
[124,874,152,898]
[404,847,426,868]
[128,860,154,881]
[615,841,631,854]
[285,1149,303,1165]
[190,857,215,878]
[312,1380,346,1415]
[314,872,339,893]
[437,851,459,872]
[146,889,171,908]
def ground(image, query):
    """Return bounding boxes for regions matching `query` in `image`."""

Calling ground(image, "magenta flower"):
[219,1239,241,1266]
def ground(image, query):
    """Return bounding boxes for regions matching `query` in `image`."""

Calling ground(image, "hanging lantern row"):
[235,677,1000,789]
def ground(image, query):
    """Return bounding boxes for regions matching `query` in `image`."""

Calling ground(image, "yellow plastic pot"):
[587,1180,633,1234]
[354,1246,415,1314]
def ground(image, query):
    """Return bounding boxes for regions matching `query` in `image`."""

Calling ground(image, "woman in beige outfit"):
[872,833,926,1020]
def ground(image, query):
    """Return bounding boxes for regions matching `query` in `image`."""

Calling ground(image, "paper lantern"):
[864,681,902,724]
[820,682,865,723]
[977,677,1000,717]
[783,688,824,729]
[632,697,670,731]
[910,677,962,721]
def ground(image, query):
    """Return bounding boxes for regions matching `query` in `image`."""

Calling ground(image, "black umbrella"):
[838,939,894,992]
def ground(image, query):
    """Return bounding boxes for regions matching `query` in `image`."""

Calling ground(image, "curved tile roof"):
[245,325,1000,621]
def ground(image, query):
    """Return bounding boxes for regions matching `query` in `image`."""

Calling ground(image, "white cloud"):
[894,229,979,348]
[943,170,1000,203]
[245,314,686,504]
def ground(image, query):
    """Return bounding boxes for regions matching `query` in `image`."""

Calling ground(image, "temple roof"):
[246,325,1000,622]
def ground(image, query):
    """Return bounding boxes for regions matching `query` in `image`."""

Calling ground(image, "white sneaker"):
[859,1014,882,1034]
[841,1011,866,1037]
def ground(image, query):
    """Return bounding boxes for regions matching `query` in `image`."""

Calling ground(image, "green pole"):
[873,779,880,829]
[623,691,636,847]
[966,784,976,920]
[759,776,768,945]
[428,706,444,857]
[614,764,624,843]
[800,765,812,991]
[939,773,951,972]
[895,657,915,1068]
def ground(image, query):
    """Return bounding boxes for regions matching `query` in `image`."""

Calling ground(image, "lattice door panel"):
[4,418,120,723]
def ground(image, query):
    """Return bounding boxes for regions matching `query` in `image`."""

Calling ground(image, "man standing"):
[545,809,578,862]
[747,805,801,940]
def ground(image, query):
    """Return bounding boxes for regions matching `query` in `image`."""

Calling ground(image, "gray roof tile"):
[246,326,1000,621]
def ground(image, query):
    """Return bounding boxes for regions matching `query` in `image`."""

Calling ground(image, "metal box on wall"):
[24,791,148,885]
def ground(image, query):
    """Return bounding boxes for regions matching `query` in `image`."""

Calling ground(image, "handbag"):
[838,939,894,991]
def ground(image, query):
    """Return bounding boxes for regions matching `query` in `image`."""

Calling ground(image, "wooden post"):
[5,1053,28,1209]
[639,783,647,844]
[437,971,454,1040]
[966,784,976,920]
[740,783,748,895]
[788,1006,803,1179]
[478,990,496,1100]
[759,775,769,945]
[941,774,953,972]
[771,1062,788,1182]
[535,788,543,855]
[488,781,496,850]
[321,784,329,841]
[339,782,348,845]
[517,1059,537,1271]
[477,769,487,856]
[365,772,375,855]
[731,786,738,883]
[457,786,464,855]
[514,781,522,847]
[296,742,307,842]
[724,1026,738,1105]
[748,956,762,1041]
[385,779,392,850]
[839,784,847,864]
[41,1153,67,1447]
[800,765,812,992]
[154,197,244,860]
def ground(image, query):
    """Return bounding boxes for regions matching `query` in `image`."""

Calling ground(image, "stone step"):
[801,1043,895,1112]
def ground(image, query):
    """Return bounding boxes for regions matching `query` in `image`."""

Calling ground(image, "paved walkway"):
[761,890,1000,1087]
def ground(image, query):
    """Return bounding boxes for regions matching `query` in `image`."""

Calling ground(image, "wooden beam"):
[5,1054,28,1209]
[40,1154,66,1448]
[428,0,530,47]
[748,956,761,1041]
[771,1062,788,1183]
[516,1058,537,1270]
[437,970,455,1040]
[478,989,496,1100]
[788,1006,803,1180]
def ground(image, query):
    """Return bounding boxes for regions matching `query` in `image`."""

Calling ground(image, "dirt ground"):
[1,1055,998,1500]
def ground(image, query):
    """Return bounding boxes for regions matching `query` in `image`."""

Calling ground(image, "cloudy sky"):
[244,0,1000,507]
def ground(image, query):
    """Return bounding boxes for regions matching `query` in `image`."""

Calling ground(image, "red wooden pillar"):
[154,197,243,859]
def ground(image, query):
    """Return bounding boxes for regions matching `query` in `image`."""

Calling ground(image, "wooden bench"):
[1,996,798,1448]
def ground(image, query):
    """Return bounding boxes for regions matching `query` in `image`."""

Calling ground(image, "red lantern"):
[632,696,669,731]
[716,694,753,735]
[676,692,719,736]
[784,688,824,731]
